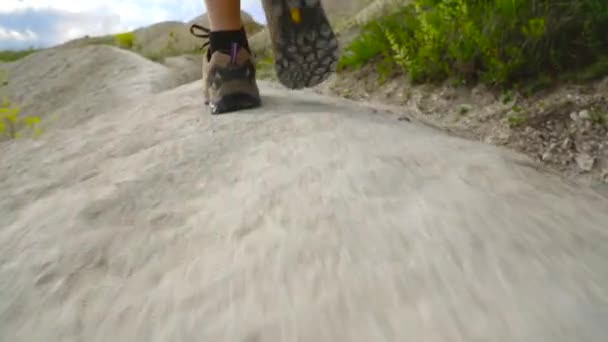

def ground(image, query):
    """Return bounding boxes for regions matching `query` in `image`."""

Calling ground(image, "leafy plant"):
[507,114,527,128]
[589,110,607,126]
[113,32,134,49]
[0,69,42,140]
[339,0,608,89]
[337,18,392,70]
[459,105,471,115]
[255,56,278,80]
[165,30,179,54]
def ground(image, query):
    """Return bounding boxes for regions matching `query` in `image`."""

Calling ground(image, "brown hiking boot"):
[190,24,261,115]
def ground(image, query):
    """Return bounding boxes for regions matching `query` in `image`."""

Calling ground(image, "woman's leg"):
[203,0,250,54]
[204,0,241,31]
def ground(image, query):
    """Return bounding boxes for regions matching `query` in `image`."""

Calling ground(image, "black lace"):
[189,24,210,50]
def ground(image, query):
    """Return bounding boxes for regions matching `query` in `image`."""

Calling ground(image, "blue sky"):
[0,0,266,50]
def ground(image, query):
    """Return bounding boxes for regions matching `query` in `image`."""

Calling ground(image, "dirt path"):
[1,47,608,341]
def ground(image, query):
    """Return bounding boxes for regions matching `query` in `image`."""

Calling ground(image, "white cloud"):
[0,27,38,42]
[1,0,266,25]
[0,0,266,50]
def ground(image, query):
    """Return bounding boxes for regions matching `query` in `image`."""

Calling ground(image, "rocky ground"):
[312,64,608,186]
[245,0,608,187]
[1,44,608,341]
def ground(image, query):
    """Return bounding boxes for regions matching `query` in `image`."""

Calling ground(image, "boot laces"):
[189,24,210,50]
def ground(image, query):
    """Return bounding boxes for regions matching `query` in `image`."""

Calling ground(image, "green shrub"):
[113,32,134,49]
[0,99,42,139]
[255,56,278,80]
[0,70,42,140]
[589,110,607,126]
[337,19,391,70]
[507,114,527,128]
[339,0,608,88]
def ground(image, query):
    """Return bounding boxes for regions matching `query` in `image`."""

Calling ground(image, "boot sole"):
[261,0,339,89]
[208,93,262,115]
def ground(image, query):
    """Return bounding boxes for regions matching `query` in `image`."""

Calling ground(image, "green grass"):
[255,56,278,80]
[141,45,202,64]
[589,110,607,126]
[560,56,608,83]
[339,0,608,90]
[0,48,39,62]
[507,114,527,128]
[113,32,134,49]
[82,35,116,46]
[0,70,42,140]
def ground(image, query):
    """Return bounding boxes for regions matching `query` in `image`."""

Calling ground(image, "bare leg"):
[204,0,242,31]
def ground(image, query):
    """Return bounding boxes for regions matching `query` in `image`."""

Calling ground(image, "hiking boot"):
[261,0,340,89]
[190,24,262,115]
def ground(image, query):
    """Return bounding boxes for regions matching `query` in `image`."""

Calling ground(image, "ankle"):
[209,27,251,54]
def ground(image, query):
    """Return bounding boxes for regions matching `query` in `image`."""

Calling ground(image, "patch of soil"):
[313,63,608,185]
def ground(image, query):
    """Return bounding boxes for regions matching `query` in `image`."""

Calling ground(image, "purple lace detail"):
[230,42,238,64]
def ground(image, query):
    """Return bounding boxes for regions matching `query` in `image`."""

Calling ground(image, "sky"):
[0,0,266,50]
